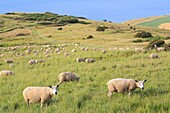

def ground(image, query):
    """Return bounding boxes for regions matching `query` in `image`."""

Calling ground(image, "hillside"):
[124,15,170,30]
[0,12,170,49]
[0,12,170,113]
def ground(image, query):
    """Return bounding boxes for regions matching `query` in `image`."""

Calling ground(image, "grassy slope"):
[0,13,170,113]
[137,15,170,27]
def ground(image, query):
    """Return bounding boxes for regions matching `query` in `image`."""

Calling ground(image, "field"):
[0,13,170,113]
[137,15,170,28]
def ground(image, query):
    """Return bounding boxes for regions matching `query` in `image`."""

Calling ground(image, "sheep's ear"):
[144,80,147,82]
[57,85,60,88]
[135,80,138,82]
[49,85,52,88]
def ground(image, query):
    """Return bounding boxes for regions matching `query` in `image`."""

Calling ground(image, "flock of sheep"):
[0,43,166,107]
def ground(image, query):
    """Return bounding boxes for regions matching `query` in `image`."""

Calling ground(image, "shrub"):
[86,35,93,39]
[96,26,108,31]
[57,27,62,30]
[165,36,170,40]
[135,31,152,38]
[146,40,165,49]
[132,39,144,43]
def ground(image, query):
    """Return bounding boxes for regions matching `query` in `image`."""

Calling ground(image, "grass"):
[137,15,170,27]
[0,13,170,113]
[0,45,170,113]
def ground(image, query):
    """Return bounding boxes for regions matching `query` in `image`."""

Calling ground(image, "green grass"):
[0,44,170,113]
[137,15,170,27]
[0,13,170,113]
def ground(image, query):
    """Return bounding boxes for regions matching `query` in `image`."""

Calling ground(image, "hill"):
[0,12,170,113]
[124,15,170,30]
[0,12,170,49]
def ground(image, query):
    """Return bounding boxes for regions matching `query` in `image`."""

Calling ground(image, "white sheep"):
[106,78,147,97]
[23,85,58,107]
[57,72,80,86]
[5,59,14,63]
[0,70,14,77]
[35,59,44,63]
[85,58,96,63]
[76,58,85,62]
[149,54,160,59]
[28,60,36,65]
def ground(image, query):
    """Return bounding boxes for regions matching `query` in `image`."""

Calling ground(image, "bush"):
[135,31,152,38]
[146,40,165,49]
[57,27,62,30]
[132,39,144,43]
[86,35,93,39]
[96,26,107,31]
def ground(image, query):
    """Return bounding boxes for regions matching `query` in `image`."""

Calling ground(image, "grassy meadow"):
[0,13,170,113]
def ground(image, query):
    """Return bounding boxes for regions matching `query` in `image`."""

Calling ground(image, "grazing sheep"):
[35,59,44,63]
[106,78,147,97]
[23,85,58,107]
[135,47,144,52]
[85,58,96,63]
[154,45,166,52]
[71,49,76,52]
[28,60,36,65]
[76,58,85,62]
[5,59,14,63]
[149,54,160,59]
[57,72,80,86]
[0,70,14,77]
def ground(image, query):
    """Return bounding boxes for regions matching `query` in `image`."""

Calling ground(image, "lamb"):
[57,72,80,86]
[0,70,14,77]
[149,54,160,59]
[106,78,147,97]
[23,85,58,107]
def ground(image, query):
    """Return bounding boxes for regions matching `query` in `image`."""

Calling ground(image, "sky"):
[0,0,170,22]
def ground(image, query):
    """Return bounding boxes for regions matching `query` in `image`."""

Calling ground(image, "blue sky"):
[0,0,170,22]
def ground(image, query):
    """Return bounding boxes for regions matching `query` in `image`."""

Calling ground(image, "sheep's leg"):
[107,85,115,97]
[27,99,30,107]
[108,92,112,97]
[40,99,45,108]
[128,89,131,96]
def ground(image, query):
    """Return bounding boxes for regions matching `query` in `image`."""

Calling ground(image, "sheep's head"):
[135,80,147,89]
[76,77,80,82]
[49,85,58,95]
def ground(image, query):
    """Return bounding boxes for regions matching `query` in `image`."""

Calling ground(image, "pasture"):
[0,44,170,113]
[0,13,170,113]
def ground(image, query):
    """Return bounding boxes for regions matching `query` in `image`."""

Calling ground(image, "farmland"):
[0,12,170,113]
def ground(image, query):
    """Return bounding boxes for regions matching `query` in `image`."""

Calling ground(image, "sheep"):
[35,59,44,63]
[149,54,160,59]
[71,49,76,52]
[85,58,96,63]
[154,45,166,52]
[28,60,36,65]
[0,70,14,77]
[102,50,106,54]
[135,47,144,52]
[76,58,85,62]
[106,78,147,97]
[57,72,80,86]
[5,59,14,63]
[23,85,59,107]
